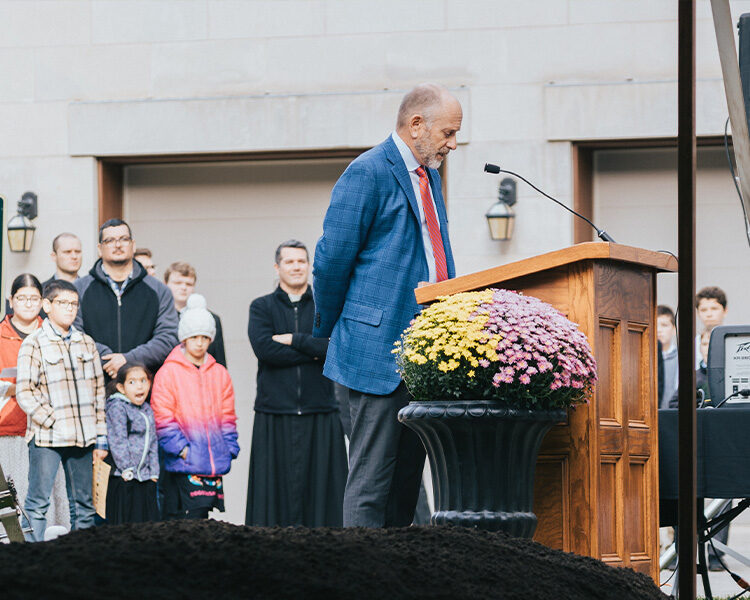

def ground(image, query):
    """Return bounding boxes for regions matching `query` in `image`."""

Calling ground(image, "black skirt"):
[106,478,159,525]
[246,410,348,527]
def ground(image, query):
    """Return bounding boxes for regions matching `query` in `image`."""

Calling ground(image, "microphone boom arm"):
[484,163,616,243]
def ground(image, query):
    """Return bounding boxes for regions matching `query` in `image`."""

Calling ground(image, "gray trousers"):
[343,383,426,527]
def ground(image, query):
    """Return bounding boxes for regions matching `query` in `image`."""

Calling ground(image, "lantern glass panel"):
[7,214,36,253]
[485,203,515,241]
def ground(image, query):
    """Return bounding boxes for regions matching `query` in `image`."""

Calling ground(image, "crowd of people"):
[0,83,463,541]
[657,285,731,571]
[0,218,348,541]
[2,82,734,558]
[0,82,738,549]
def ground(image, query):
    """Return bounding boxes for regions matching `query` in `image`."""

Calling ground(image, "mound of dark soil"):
[0,520,666,599]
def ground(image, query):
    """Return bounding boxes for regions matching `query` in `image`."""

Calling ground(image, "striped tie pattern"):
[415,166,448,282]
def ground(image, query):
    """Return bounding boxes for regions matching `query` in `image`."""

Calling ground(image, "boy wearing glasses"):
[74,219,178,380]
[16,280,107,541]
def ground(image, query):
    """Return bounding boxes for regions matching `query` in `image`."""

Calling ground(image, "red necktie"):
[415,166,448,282]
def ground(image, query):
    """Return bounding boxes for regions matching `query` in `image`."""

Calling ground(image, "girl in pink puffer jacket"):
[151,295,239,519]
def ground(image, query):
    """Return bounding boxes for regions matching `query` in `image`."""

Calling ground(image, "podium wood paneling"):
[415,243,676,582]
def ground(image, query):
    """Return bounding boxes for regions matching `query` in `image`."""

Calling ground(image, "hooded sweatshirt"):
[150,345,239,477]
[74,259,178,374]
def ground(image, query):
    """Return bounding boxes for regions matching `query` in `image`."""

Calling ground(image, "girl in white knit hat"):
[150,294,240,519]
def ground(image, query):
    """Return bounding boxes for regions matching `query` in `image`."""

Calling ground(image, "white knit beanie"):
[178,294,216,342]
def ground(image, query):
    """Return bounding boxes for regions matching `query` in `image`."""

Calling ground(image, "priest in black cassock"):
[245,239,347,527]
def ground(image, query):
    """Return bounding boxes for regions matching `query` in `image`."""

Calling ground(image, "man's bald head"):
[395,83,463,169]
[396,83,456,129]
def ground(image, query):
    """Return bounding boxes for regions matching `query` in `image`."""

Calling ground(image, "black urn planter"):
[398,400,567,537]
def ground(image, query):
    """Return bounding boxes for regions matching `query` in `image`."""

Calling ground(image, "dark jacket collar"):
[273,285,313,307]
[89,258,147,287]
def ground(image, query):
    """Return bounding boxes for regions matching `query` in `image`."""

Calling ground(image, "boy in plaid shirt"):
[17,280,107,541]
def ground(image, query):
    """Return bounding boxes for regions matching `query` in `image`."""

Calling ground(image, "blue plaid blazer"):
[312,136,456,395]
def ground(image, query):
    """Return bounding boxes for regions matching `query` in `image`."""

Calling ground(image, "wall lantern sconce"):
[7,192,38,253]
[485,178,516,241]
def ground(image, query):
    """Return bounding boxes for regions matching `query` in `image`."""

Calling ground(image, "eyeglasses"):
[13,295,41,305]
[52,299,79,310]
[101,236,132,246]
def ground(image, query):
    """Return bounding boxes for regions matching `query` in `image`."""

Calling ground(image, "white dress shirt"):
[391,131,440,284]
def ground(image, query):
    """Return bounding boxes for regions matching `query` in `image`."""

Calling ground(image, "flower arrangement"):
[394,288,597,409]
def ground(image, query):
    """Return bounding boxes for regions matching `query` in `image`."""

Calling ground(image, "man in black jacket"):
[74,219,178,379]
[164,261,227,367]
[245,240,347,527]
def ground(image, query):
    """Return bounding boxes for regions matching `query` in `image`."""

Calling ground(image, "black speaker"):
[706,325,750,405]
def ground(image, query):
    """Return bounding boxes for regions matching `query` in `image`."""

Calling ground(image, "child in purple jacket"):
[105,362,159,524]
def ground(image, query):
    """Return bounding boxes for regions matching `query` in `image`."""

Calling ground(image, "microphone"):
[484,163,617,243]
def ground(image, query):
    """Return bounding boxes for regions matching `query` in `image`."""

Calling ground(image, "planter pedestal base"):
[398,401,566,538]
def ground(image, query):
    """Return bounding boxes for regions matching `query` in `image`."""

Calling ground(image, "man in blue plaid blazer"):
[313,84,461,527]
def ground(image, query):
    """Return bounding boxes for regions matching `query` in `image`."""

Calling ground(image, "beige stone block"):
[0,156,98,287]
[69,87,470,156]
[629,20,724,81]
[469,84,543,142]
[324,0,444,34]
[504,23,647,85]
[502,194,574,252]
[444,140,542,203]
[0,1,90,48]
[34,44,152,101]
[208,0,325,39]
[263,34,388,91]
[0,103,68,157]
[546,80,668,139]
[0,48,34,101]
[0,155,98,222]
[631,21,677,79]
[91,0,207,44]
[697,18,722,80]
[569,0,676,24]
[696,79,731,136]
[257,28,508,92]
[151,38,266,97]
[544,140,573,184]
[543,79,728,141]
[447,197,508,266]
[444,0,566,30]
[381,29,507,88]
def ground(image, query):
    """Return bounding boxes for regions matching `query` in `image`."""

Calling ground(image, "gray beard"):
[414,136,445,169]
[424,155,443,170]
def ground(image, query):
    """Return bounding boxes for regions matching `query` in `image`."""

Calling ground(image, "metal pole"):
[678,0,697,597]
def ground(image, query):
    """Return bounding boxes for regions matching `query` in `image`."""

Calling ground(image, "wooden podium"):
[415,243,677,581]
